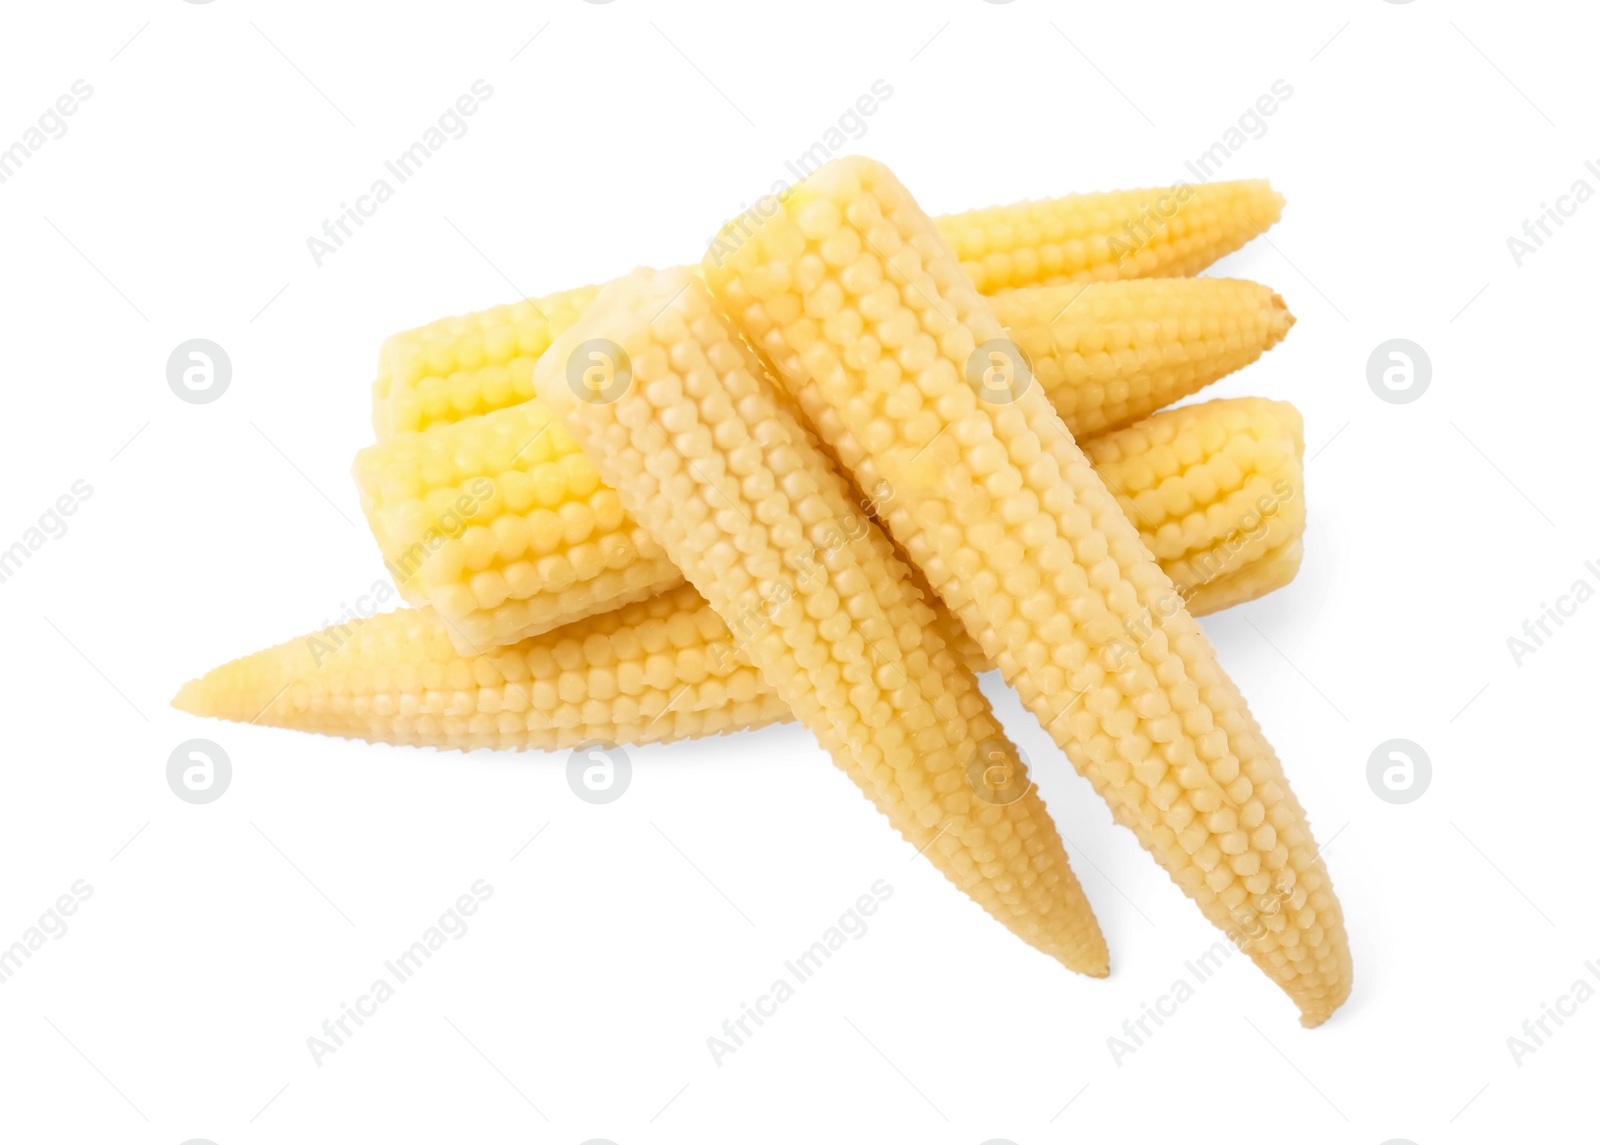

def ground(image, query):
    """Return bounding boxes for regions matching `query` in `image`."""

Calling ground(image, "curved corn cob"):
[942,180,1285,294]
[173,398,1308,752]
[172,584,792,751]
[534,264,1108,974]
[702,156,1347,1024]
[993,279,1294,439]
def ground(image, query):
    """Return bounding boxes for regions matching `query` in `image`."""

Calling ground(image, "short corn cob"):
[173,398,1307,751]
[353,397,682,651]
[942,180,1285,294]
[703,157,1347,1024]
[373,284,603,439]
[357,280,1296,653]
[1091,397,1304,616]
[373,275,1291,443]
[534,264,1109,974]
[992,279,1293,439]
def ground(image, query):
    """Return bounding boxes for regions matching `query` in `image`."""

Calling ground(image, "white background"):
[0,1,1594,1142]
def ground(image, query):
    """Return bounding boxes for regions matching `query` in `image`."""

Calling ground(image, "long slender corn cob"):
[992,279,1293,439]
[702,156,1348,1024]
[174,398,1307,751]
[533,264,1108,973]
[357,279,1297,653]
[374,275,1292,441]
[942,180,1285,294]
[172,585,793,751]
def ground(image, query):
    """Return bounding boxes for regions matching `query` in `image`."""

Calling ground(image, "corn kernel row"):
[946,179,1285,293]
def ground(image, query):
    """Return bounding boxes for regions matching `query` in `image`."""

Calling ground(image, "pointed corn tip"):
[171,677,212,717]
[1052,938,1110,978]
[1266,293,1296,346]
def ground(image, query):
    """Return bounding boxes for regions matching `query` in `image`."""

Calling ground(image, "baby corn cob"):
[942,180,1285,294]
[374,275,1292,443]
[1093,397,1305,615]
[703,157,1348,1024]
[173,398,1307,751]
[992,279,1294,439]
[535,265,1108,973]
[172,585,792,751]
[358,278,1297,652]
[353,397,681,652]
[373,284,603,439]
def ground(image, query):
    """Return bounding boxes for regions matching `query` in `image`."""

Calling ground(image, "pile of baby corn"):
[176,158,1350,1025]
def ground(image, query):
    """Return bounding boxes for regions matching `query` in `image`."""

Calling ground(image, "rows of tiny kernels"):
[945,180,1286,292]
[995,279,1293,437]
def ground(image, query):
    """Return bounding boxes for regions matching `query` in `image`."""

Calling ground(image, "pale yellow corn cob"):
[703,157,1347,1024]
[534,264,1108,973]
[992,279,1294,439]
[172,584,792,751]
[357,277,1297,653]
[173,398,1308,753]
[941,180,1285,294]
[373,275,1292,443]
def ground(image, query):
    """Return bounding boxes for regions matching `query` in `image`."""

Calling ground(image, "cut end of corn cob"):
[703,155,1347,1023]
[534,264,1109,976]
[1083,397,1306,616]
[353,396,684,654]
[999,279,1295,439]
[373,284,604,439]
[937,179,1286,293]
